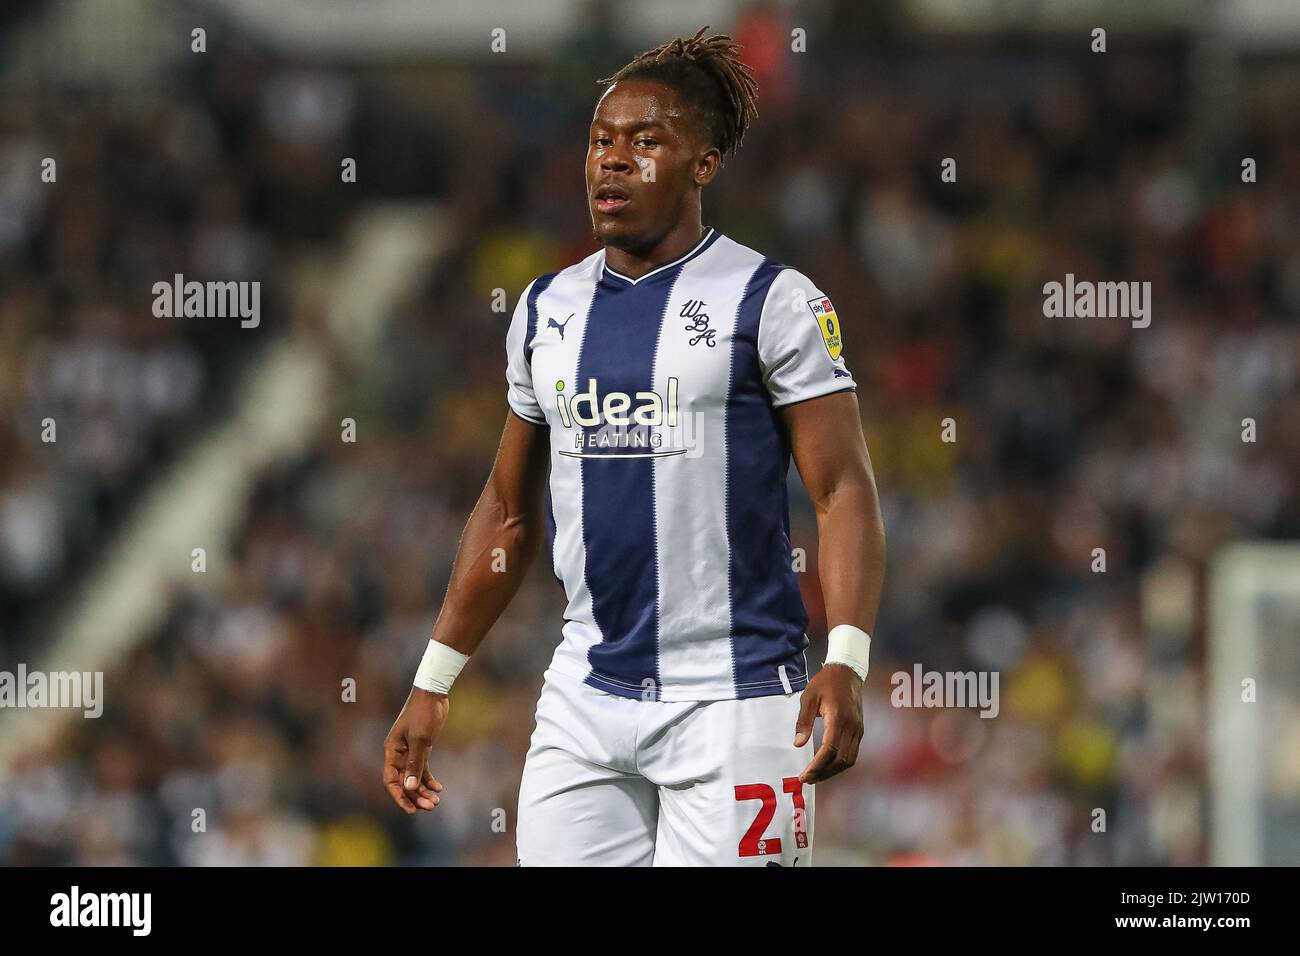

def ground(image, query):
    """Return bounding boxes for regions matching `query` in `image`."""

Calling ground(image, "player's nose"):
[600,143,634,174]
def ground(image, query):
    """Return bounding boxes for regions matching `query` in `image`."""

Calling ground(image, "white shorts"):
[516,667,814,866]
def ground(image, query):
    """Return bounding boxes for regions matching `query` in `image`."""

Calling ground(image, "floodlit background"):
[1,0,1298,866]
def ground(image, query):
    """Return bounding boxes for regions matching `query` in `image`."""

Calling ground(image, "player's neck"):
[604,221,707,280]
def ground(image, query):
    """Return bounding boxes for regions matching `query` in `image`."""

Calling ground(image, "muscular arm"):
[780,390,887,783]
[383,411,549,813]
[431,411,551,655]
[783,390,886,639]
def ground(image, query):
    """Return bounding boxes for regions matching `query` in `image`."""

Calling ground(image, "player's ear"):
[694,147,722,187]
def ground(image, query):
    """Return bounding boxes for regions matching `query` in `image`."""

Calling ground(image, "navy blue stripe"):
[726,262,810,699]
[524,272,558,364]
[577,268,682,700]
[543,461,562,585]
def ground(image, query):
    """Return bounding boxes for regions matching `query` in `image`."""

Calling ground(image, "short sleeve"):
[757,268,857,407]
[505,279,546,424]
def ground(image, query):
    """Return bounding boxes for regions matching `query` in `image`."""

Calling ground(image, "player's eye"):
[635,138,657,148]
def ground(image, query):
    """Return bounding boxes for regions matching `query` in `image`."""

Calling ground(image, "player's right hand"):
[383,687,449,814]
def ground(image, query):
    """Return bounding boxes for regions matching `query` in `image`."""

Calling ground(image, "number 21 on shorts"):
[734,777,809,858]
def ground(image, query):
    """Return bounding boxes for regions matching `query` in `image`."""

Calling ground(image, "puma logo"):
[547,313,574,339]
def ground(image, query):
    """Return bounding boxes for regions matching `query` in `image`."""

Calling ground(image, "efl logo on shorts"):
[807,296,842,360]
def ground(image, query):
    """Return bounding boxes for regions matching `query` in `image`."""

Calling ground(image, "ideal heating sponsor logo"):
[553,377,703,459]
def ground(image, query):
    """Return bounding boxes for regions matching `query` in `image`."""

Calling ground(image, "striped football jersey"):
[505,227,856,701]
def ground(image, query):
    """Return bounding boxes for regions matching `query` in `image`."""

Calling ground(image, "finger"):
[801,741,839,784]
[383,738,403,776]
[800,714,839,783]
[415,774,441,810]
[385,778,418,813]
[793,691,818,747]
[382,738,418,811]
[421,767,444,793]
[403,736,430,792]
[820,724,863,782]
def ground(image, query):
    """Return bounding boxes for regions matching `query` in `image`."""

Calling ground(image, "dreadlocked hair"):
[596,25,758,163]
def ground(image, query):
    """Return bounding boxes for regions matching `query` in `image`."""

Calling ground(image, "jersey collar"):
[602,227,719,286]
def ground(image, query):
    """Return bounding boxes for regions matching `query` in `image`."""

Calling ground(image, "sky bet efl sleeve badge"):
[807,295,843,360]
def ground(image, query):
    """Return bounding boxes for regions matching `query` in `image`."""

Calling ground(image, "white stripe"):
[778,665,793,694]
[534,262,605,681]
[652,236,765,699]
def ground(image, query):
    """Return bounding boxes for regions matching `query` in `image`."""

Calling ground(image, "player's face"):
[586,79,713,250]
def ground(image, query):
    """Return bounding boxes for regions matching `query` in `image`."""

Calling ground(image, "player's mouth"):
[593,183,630,214]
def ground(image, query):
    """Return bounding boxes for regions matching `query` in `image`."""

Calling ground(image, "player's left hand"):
[794,664,864,784]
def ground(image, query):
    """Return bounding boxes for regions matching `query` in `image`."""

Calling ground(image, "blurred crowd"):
[2,4,1299,865]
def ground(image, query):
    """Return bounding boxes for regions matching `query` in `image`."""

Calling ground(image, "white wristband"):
[824,624,871,682]
[413,640,470,695]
